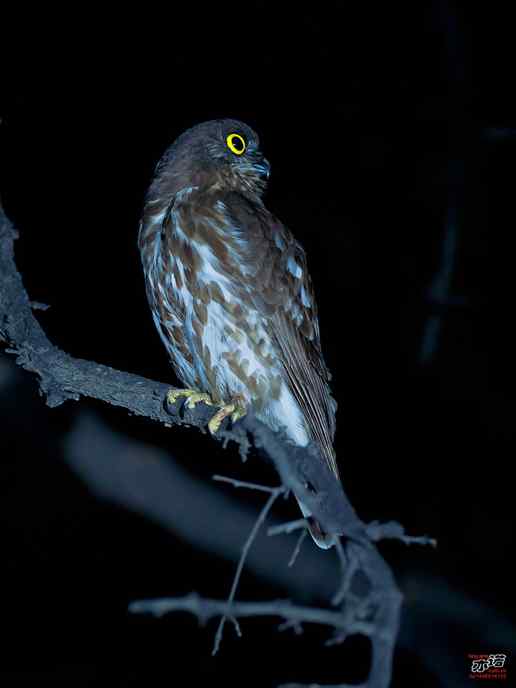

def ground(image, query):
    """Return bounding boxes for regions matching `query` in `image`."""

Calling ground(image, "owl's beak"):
[254,157,271,181]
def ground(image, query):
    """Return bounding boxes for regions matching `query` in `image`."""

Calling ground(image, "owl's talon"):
[208,404,235,435]
[166,388,214,411]
[208,401,247,435]
[230,406,246,424]
[185,392,214,409]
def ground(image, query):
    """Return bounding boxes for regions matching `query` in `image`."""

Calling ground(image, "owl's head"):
[151,119,270,201]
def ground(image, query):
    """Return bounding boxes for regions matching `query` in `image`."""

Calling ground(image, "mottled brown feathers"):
[138,119,339,502]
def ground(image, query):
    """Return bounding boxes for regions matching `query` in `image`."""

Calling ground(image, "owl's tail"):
[294,439,339,549]
[296,498,336,549]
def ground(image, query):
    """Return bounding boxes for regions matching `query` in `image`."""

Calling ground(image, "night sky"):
[0,4,509,687]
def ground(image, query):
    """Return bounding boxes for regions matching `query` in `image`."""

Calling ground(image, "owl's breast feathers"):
[139,187,338,479]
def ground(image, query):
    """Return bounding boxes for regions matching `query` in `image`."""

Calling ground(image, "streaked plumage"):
[138,119,339,547]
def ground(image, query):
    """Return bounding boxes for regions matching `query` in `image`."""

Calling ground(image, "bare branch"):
[366,520,437,547]
[213,484,285,655]
[288,529,308,568]
[1,203,427,688]
[268,519,308,537]
[129,591,373,636]
[212,474,282,494]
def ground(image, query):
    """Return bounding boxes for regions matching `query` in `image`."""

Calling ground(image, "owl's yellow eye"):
[226,133,246,155]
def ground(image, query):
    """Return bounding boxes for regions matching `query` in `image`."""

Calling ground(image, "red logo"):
[469,653,508,681]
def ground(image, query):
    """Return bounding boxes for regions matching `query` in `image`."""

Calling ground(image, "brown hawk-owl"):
[138,119,339,548]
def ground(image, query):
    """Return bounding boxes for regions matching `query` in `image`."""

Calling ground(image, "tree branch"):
[129,592,373,636]
[1,203,429,688]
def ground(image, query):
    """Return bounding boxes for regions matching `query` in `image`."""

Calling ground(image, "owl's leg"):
[166,388,215,410]
[207,398,247,436]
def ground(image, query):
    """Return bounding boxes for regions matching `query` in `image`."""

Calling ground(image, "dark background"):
[0,3,508,687]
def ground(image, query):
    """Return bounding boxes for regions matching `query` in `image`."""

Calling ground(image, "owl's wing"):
[226,195,338,479]
[269,226,339,479]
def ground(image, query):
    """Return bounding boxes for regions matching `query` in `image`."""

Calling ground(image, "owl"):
[138,119,339,548]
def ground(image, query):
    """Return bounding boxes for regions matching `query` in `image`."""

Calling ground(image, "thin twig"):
[267,518,308,537]
[278,619,304,635]
[288,529,308,568]
[212,485,285,655]
[212,474,280,494]
[332,541,359,607]
[366,520,437,547]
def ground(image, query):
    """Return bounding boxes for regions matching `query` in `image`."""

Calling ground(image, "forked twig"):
[211,475,285,654]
